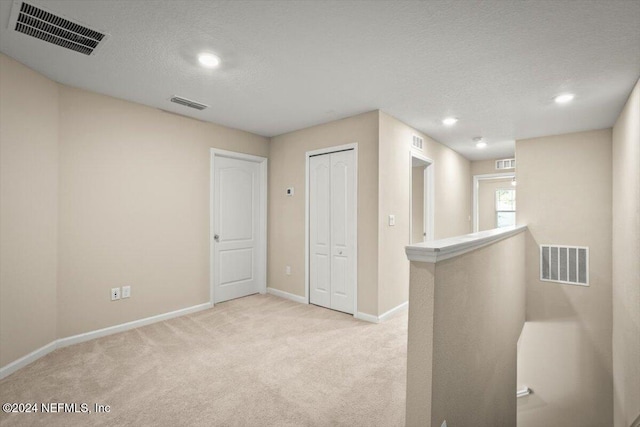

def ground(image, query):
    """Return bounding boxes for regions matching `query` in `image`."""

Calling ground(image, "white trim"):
[406,225,528,263]
[409,151,435,242]
[472,172,515,232]
[210,149,268,305]
[355,301,409,324]
[305,143,358,317]
[57,302,212,348]
[379,301,409,322]
[267,287,308,304]
[355,312,380,324]
[210,148,268,164]
[305,143,358,158]
[426,162,435,241]
[0,341,57,380]
[0,302,212,380]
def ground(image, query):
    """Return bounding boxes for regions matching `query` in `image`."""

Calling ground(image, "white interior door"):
[309,150,356,314]
[213,155,261,303]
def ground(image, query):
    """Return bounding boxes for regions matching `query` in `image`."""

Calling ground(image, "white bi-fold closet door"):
[309,149,356,314]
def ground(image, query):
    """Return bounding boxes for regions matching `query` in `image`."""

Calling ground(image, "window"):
[495,188,516,228]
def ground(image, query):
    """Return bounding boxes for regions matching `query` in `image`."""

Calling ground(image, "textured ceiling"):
[1,0,639,161]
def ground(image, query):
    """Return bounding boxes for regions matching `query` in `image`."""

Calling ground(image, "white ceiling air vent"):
[412,135,424,150]
[496,158,516,170]
[8,1,110,56]
[170,96,209,111]
[540,245,589,286]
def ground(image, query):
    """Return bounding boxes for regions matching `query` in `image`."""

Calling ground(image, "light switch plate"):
[389,215,395,226]
[286,187,294,196]
[122,285,131,298]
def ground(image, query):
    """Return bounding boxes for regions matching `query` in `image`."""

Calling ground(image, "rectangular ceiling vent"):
[412,135,424,150]
[8,1,110,56]
[170,96,209,111]
[496,158,516,170]
[540,245,589,286]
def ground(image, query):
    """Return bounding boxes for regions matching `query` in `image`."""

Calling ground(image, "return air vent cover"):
[496,158,516,170]
[170,96,209,111]
[8,1,110,56]
[540,245,589,286]
[412,135,424,150]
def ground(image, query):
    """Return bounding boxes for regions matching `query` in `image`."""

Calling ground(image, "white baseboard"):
[356,301,408,324]
[379,301,409,322]
[0,341,57,380]
[0,302,212,380]
[57,302,212,348]
[355,312,380,323]
[267,287,308,304]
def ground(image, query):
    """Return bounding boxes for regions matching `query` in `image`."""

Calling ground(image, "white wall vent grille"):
[8,1,110,56]
[412,135,424,150]
[496,158,516,170]
[170,96,208,111]
[540,245,589,286]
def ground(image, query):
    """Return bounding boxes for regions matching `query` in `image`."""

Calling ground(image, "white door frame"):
[305,143,358,317]
[409,151,435,242]
[210,148,268,306]
[472,172,515,232]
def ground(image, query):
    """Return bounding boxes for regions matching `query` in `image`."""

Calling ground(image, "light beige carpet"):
[0,294,407,427]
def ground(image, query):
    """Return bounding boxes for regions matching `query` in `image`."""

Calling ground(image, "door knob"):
[214,234,220,242]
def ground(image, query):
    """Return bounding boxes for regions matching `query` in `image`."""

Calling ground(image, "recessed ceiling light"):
[473,136,487,148]
[198,52,221,68]
[554,93,575,104]
[442,117,458,126]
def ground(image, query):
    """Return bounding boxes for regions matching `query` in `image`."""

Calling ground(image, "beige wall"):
[516,129,613,427]
[268,111,380,315]
[478,178,513,231]
[406,231,526,426]
[411,166,425,244]
[0,55,59,366]
[57,86,268,338]
[0,52,269,365]
[471,158,501,176]
[378,112,471,315]
[612,78,640,427]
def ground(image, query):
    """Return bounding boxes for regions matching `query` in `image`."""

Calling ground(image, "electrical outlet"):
[122,285,131,298]
[285,266,291,275]
[286,187,294,196]
[111,287,121,301]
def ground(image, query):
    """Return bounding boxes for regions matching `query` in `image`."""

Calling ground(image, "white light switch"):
[285,266,291,275]
[122,285,131,298]
[389,215,395,226]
